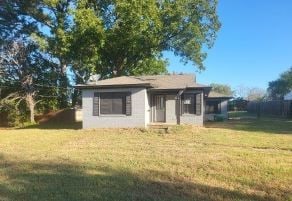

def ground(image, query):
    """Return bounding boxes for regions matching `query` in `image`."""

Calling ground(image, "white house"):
[76,74,232,129]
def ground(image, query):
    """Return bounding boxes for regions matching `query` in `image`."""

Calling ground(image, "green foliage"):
[0,41,60,124]
[70,3,104,74]
[210,83,234,96]
[77,0,220,77]
[0,96,28,126]
[2,0,220,78]
[268,67,292,100]
[130,56,168,76]
[0,0,221,119]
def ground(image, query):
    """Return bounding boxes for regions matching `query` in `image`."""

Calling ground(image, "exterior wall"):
[220,100,228,118]
[165,95,177,123]
[180,91,204,126]
[82,88,147,129]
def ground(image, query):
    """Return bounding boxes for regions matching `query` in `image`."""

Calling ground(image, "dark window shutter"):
[93,92,99,116]
[196,93,202,115]
[125,93,131,116]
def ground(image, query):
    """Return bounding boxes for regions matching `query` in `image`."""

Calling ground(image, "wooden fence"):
[247,100,292,118]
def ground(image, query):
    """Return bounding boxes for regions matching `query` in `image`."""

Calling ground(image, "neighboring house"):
[76,74,232,129]
[284,91,292,100]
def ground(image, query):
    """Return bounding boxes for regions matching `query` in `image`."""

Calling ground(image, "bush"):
[0,102,28,127]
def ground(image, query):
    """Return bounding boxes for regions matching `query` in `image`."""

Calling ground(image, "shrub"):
[0,101,28,127]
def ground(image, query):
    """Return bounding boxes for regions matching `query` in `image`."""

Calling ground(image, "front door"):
[154,95,166,122]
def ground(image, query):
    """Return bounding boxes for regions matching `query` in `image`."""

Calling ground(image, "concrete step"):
[147,123,177,132]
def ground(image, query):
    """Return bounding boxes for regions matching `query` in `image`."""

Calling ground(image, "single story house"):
[76,74,232,129]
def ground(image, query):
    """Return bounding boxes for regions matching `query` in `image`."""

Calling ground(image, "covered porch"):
[203,91,233,121]
[147,89,204,126]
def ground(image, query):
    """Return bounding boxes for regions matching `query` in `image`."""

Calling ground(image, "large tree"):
[1,0,220,79]
[73,0,220,78]
[0,0,80,108]
[210,83,234,96]
[0,40,59,123]
[246,87,266,101]
[1,0,221,112]
[268,67,292,100]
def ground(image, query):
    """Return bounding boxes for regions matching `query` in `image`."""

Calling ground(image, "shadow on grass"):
[20,122,82,130]
[0,154,282,201]
[205,117,292,134]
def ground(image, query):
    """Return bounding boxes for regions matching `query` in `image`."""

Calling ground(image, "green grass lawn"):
[0,118,291,201]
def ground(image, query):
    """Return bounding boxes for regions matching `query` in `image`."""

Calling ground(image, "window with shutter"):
[182,94,195,114]
[181,93,202,115]
[99,92,131,115]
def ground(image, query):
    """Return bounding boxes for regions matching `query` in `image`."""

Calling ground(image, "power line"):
[0,84,77,90]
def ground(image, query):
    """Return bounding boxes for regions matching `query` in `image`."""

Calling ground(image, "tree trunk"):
[26,93,35,123]
[58,63,69,108]
[71,74,83,107]
[22,74,36,124]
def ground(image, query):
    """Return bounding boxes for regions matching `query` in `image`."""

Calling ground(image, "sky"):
[164,0,292,90]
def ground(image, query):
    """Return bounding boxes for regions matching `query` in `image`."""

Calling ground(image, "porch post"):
[176,97,181,125]
[176,89,184,125]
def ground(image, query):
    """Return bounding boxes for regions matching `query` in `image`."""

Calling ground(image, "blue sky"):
[164,0,292,90]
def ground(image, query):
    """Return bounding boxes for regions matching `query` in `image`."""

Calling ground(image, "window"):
[205,100,221,114]
[182,94,195,114]
[181,93,202,115]
[155,95,165,110]
[100,93,127,115]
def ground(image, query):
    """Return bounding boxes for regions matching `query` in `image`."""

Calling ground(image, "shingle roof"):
[136,74,209,90]
[90,76,148,86]
[75,76,151,89]
[75,74,210,90]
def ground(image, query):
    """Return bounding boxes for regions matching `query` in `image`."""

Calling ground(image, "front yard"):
[0,118,291,201]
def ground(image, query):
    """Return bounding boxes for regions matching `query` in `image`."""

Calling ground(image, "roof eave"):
[75,83,152,89]
[206,96,233,100]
